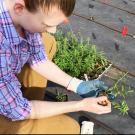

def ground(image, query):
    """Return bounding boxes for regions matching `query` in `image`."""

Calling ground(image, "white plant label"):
[81,121,94,134]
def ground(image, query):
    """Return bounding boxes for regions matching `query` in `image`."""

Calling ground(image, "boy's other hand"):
[79,96,111,114]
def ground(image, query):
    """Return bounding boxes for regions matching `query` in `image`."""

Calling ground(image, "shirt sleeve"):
[27,33,48,66]
[0,34,31,121]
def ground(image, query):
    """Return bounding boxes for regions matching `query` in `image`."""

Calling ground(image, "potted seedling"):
[53,31,112,81]
[45,87,68,102]
[56,90,68,102]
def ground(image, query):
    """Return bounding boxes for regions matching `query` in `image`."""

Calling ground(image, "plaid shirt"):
[0,0,47,121]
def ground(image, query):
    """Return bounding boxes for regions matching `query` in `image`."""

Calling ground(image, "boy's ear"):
[13,0,25,15]
[63,19,69,24]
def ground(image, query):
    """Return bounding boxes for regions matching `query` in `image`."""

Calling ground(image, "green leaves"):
[112,101,129,115]
[107,73,135,116]
[53,31,109,79]
[56,91,68,102]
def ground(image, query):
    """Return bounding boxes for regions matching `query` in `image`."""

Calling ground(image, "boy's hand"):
[67,78,115,100]
[79,96,111,114]
[76,80,108,98]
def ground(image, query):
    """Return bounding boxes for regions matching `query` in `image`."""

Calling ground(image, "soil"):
[80,62,110,80]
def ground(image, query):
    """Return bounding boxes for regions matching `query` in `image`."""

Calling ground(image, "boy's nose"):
[46,26,57,34]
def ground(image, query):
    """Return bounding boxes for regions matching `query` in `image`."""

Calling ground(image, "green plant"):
[107,73,134,115]
[53,31,110,80]
[112,100,129,115]
[56,91,68,102]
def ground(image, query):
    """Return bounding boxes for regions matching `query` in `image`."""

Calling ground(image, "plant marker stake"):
[84,74,89,81]
[121,25,128,37]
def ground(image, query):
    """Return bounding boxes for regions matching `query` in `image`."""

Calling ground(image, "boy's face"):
[7,0,68,33]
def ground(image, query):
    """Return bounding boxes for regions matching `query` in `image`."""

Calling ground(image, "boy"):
[0,0,111,134]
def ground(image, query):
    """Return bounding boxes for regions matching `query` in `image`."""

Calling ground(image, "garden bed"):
[52,31,135,115]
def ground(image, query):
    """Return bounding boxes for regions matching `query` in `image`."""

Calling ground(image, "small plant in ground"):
[106,73,134,115]
[53,31,110,80]
[56,90,68,102]
[112,100,129,115]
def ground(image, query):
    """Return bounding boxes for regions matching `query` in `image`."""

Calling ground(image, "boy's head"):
[6,0,76,33]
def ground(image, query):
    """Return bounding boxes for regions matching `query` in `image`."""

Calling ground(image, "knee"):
[61,115,80,134]
[41,33,57,60]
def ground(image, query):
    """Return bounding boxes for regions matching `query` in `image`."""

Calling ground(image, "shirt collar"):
[0,0,33,45]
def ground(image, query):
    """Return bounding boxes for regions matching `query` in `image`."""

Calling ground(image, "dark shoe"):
[128,108,135,120]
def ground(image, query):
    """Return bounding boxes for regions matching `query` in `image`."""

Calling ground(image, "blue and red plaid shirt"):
[0,0,47,121]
